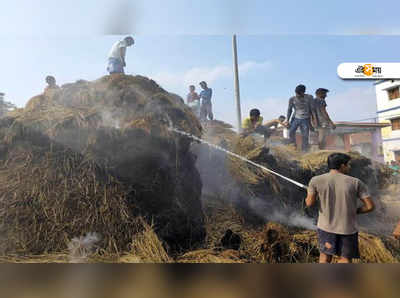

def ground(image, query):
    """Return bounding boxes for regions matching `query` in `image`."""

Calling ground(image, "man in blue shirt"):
[199,81,213,121]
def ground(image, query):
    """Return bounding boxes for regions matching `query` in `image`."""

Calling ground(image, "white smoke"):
[269,211,317,231]
[68,232,101,263]
[101,110,121,129]
[358,184,400,236]
[176,124,316,230]
[100,0,141,34]
[248,196,316,230]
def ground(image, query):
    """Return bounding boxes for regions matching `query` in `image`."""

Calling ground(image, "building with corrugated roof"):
[272,121,389,163]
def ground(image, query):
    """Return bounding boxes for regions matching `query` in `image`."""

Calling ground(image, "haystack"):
[1,74,206,254]
[0,120,138,254]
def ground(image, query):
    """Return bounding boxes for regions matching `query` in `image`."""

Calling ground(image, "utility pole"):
[232,34,242,132]
[0,93,4,117]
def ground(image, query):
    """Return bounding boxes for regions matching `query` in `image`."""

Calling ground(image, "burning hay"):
[199,120,393,219]
[0,123,140,254]
[194,120,400,263]
[0,75,206,255]
[0,78,398,263]
[201,197,400,263]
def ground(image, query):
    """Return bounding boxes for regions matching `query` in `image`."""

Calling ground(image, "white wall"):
[376,80,400,112]
[375,80,400,162]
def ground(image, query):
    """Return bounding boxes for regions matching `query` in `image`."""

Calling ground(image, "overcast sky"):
[1,0,399,127]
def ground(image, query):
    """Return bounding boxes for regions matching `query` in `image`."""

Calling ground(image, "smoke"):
[248,196,317,230]
[67,232,100,263]
[353,164,400,236]
[221,0,251,34]
[358,183,400,236]
[100,0,141,34]
[181,124,400,236]
[189,123,316,231]
[101,110,121,129]
[270,211,317,231]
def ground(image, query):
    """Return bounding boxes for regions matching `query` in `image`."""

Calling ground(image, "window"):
[391,118,400,130]
[395,151,400,162]
[387,87,400,100]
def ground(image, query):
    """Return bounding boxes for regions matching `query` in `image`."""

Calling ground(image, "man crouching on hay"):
[305,153,375,263]
[107,36,135,74]
[241,108,286,146]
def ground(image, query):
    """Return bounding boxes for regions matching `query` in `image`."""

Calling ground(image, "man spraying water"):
[305,153,375,263]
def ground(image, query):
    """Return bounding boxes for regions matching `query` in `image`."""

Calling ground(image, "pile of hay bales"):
[1,74,205,255]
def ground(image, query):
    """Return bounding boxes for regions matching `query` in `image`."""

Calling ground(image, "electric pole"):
[232,34,242,132]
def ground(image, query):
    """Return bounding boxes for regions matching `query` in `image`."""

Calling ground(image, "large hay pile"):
[0,119,138,254]
[1,75,205,254]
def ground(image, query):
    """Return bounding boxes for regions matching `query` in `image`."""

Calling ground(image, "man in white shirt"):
[107,36,135,74]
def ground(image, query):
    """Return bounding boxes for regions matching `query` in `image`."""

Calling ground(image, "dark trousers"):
[289,118,310,151]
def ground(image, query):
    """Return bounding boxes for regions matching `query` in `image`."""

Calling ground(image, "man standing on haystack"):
[199,81,213,121]
[285,84,314,151]
[186,85,200,117]
[107,36,135,75]
[305,153,375,263]
[312,88,336,150]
